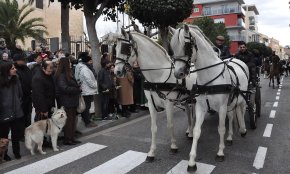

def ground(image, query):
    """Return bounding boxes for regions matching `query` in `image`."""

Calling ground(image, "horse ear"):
[184,24,189,33]
[168,26,177,35]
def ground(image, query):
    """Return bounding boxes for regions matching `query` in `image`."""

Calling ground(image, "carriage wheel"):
[255,87,261,118]
[248,92,257,129]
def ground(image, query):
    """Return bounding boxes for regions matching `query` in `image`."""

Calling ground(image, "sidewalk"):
[3,107,149,163]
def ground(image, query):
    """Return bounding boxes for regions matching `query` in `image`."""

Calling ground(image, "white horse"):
[170,24,248,172]
[112,30,197,162]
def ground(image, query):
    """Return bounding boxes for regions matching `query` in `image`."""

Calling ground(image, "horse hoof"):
[187,165,197,173]
[185,132,189,136]
[215,155,225,162]
[241,131,247,137]
[146,156,155,162]
[170,148,178,153]
[226,140,233,146]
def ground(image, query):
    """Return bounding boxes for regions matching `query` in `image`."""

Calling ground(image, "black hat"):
[78,52,92,63]
[13,53,25,61]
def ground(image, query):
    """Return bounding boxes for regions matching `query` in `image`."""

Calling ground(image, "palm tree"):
[0,0,47,50]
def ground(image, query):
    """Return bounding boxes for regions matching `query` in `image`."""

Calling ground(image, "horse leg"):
[216,105,227,162]
[226,110,234,146]
[236,103,247,136]
[187,102,206,172]
[164,101,178,153]
[272,77,275,89]
[146,100,158,162]
[185,103,194,139]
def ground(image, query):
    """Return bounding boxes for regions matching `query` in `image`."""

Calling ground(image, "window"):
[36,0,43,9]
[214,18,225,23]
[194,8,199,13]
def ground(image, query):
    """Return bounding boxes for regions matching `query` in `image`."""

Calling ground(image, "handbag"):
[77,95,86,113]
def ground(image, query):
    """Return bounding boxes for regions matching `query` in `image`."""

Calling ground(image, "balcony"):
[237,18,246,28]
[202,6,245,16]
[229,35,246,41]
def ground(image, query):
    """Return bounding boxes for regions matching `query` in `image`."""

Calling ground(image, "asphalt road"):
[0,75,289,174]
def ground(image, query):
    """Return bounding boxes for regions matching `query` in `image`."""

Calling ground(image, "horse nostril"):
[116,71,121,75]
[180,72,184,77]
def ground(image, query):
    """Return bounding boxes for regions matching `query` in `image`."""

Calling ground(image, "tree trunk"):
[61,4,71,53]
[158,26,169,51]
[83,5,102,118]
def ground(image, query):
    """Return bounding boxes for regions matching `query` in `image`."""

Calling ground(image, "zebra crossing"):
[4,142,216,174]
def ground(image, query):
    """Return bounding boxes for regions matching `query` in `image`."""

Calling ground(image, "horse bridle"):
[172,28,198,73]
[115,37,138,73]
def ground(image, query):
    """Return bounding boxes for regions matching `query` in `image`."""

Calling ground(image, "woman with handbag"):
[0,60,24,160]
[55,57,82,145]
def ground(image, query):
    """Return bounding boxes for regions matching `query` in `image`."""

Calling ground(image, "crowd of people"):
[0,39,147,161]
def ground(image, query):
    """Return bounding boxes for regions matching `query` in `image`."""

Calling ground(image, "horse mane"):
[130,32,172,62]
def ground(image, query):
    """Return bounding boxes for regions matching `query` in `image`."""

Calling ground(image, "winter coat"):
[55,73,81,108]
[0,78,24,122]
[74,62,98,96]
[32,70,55,113]
[214,45,231,60]
[15,64,32,98]
[98,68,114,92]
[117,72,134,105]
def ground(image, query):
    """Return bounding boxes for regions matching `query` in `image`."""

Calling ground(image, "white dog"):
[25,107,67,155]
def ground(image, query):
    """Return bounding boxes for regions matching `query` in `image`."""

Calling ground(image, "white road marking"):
[84,150,147,174]
[278,89,281,92]
[277,92,280,95]
[269,110,276,118]
[166,160,215,174]
[253,146,267,169]
[273,102,278,107]
[263,124,273,137]
[276,96,280,100]
[5,143,107,174]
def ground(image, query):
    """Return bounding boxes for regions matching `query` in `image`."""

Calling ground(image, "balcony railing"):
[238,19,246,28]
[229,35,246,41]
[202,6,245,16]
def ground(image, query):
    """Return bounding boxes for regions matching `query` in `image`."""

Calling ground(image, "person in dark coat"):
[235,41,257,87]
[32,60,55,121]
[55,57,81,145]
[214,35,231,60]
[98,61,114,120]
[29,54,43,77]
[13,54,32,130]
[0,60,24,160]
[132,61,146,110]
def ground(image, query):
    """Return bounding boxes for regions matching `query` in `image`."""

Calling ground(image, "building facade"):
[17,0,84,53]
[242,5,260,43]
[187,0,246,54]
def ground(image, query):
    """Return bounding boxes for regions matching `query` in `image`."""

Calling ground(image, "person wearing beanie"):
[74,52,98,128]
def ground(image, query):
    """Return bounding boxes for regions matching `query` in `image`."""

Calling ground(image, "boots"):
[12,141,21,159]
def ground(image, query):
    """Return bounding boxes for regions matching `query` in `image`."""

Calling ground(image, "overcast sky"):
[93,0,290,46]
[245,0,290,46]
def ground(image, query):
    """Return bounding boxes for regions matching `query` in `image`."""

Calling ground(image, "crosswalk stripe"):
[5,143,107,174]
[84,150,147,174]
[166,160,215,174]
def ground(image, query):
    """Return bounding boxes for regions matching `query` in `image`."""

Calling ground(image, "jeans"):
[81,95,93,125]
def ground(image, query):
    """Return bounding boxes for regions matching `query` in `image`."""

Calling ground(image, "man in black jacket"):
[235,41,257,87]
[32,60,55,121]
[13,54,32,129]
[214,35,231,60]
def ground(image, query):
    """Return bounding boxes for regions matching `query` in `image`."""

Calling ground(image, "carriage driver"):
[213,35,231,60]
[235,41,257,88]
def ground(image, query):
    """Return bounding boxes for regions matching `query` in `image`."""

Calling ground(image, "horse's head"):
[114,28,138,78]
[170,24,198,79]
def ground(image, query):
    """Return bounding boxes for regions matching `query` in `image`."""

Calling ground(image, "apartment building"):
[186,0,246,54]
[242,4,260,43]
[17,0,84,53]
